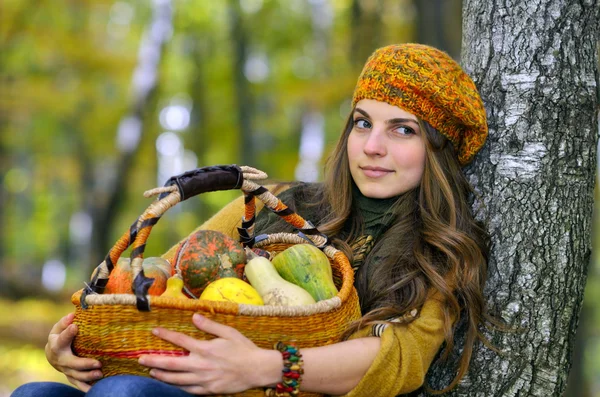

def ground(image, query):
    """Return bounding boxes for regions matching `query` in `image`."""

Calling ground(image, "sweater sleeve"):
[341,294,448,397]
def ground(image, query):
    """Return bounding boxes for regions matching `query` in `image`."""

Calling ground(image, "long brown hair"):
[318,112,493,393]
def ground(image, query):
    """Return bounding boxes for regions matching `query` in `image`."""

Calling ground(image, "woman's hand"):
[138,314,282,395]
[45,312,103,392]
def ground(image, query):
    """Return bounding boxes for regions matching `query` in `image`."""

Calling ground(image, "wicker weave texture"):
[72,239,361,397]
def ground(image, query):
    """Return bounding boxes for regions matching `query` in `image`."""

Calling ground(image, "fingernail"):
[94,371,103,379]
[152,328,159,336]
[149,369,155,377]
[193,313,203,321]
[138,357,146,365]
[93,362,102,369]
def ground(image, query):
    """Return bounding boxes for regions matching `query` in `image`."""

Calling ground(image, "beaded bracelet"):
[265,341,304,397]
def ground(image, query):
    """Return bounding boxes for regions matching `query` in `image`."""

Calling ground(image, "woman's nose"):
[363,130,386,156]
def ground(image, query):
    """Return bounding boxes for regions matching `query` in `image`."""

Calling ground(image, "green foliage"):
[1,0,418,292]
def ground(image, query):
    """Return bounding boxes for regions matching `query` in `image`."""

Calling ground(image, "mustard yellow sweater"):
[162,190,448,397]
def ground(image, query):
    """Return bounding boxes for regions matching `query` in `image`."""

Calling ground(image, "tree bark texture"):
[228,0,255,168]
[422,1,600,396]
[89,0,172,269]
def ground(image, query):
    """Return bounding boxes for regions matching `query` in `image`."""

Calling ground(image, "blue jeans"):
[11,375,195,397]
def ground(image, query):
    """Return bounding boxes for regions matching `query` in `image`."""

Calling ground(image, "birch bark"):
[420,0,600,395]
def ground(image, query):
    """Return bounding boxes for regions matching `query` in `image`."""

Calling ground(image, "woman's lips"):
[360,166,393,178]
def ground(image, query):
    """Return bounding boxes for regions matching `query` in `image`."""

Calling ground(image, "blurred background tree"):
[0,0,598,396]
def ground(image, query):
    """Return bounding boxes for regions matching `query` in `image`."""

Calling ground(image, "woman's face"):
[347,99,426,199]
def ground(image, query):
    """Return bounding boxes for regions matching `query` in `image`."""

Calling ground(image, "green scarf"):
[352,184,398,238]
[350,185,399,270]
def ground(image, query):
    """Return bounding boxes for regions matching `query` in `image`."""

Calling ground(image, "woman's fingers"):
[139,354,190,372]
[45,313,104,386]
[62,366,103,383]
[56,323,78,348]
[49,313,74,336]
[151,327,199,351]
[60,356,103,372]
[66,376,92,393]
[191,314,243,341]
[148,367,199,386]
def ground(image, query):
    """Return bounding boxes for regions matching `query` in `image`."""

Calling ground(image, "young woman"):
[12,43,492,397]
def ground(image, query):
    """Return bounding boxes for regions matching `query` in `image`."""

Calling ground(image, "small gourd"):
[244,249,316,306]
[160,274,189,299]
[91,257,173,296]
[271,244,338,302]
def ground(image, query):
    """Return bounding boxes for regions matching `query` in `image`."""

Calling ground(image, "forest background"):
[0,0,598,396]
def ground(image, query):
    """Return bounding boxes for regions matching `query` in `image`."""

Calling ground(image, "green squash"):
[271,244,338,302]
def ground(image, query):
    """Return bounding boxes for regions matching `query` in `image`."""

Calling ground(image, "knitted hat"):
[351,43,488,165]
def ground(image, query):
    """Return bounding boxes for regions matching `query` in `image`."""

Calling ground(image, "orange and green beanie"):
[351,43,488,165]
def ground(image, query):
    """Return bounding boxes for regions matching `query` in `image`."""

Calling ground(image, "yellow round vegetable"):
[199,277,264,305]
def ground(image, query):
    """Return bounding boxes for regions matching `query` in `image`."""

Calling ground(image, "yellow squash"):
[160,275,189,299]
[199,277,264,305]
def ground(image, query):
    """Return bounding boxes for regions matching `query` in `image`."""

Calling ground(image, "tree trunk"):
[228,0,254,167]
[349,0,383,67]
[421,0,600,396]
[414,0,462,59]
[89,0,172,269]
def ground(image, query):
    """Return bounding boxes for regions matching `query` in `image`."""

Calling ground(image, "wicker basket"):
[72,165,361,397]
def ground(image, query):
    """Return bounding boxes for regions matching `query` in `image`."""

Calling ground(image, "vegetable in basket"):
[244,248,316,306]
[199,277,264,305]
[173,229,246,298]
[159,275,189,299]
[91,257,173,296]
[271,243,338,302]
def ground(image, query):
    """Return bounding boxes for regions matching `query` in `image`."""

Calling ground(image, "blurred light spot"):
[244,53,269,83]
[240,0,263,14]
[387,0,416,24]
[70,212,93,246]
[159,105,190,131]
[110,2,135,25]
[295,112,325,182]
[298,112,325,160]
[292,56,316,79]
[288,0,306,14]
[4,168,30,194]
[309,0,332,29]
[295,160,320,182]
[156,132,182,156]
[183,149,198,171]
[42,259,67,292]
[107,1,134,39]
[151,18,173,42]
[133,46,158,97]
[116,116,142,153]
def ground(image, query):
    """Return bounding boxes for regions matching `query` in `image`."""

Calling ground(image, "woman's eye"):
[394,126,415,135]
[354,119,371,129]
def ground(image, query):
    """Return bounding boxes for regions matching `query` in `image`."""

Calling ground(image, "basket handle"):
[236,185,329,249]
[82,164,328,311]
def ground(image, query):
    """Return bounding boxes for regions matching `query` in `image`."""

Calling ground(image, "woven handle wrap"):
[237,183,329,249]
[83,165,244,311]
[83,165,330,312]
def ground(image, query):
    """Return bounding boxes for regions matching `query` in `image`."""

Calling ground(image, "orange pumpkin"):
[95,257,174,295]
